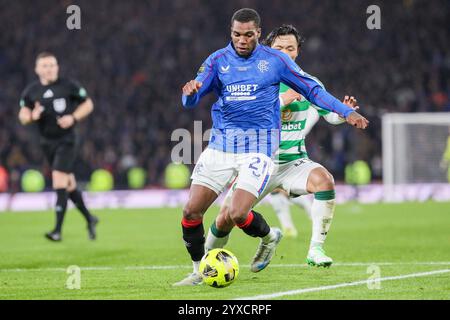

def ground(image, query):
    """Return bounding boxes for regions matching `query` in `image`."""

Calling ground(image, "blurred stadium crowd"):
[0,0,448,191]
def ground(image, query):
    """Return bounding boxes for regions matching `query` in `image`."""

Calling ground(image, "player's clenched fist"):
[346,111,369,129]
[182,80,203,96]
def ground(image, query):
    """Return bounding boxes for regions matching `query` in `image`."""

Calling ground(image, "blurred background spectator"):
[0,0,448,191]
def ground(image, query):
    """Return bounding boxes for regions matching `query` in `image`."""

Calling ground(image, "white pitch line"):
[236,269,450,300]
[1,262,449,273]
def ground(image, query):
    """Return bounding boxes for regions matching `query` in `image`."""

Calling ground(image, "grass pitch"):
[0,201,449,300]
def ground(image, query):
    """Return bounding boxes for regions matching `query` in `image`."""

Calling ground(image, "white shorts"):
[223,157,323,206]
[191,148,274,198]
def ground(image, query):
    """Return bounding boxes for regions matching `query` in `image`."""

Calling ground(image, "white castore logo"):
[220,65,230,73]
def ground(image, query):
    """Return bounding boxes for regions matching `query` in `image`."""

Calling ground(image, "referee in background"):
[18,52,98,241]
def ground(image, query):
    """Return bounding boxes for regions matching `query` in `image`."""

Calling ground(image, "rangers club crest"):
[257,60,269,73]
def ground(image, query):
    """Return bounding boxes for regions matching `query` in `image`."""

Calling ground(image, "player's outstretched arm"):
[282,70,355,119]
[276,51,368,129]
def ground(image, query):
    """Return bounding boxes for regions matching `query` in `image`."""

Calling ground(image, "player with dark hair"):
[230,7,261,28]
[205,24,361,267]
[263,24,305,51]
[176,9,368,285]
[18,52,98,242]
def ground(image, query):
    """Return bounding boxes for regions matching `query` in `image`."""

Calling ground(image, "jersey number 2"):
[249,157,267,178]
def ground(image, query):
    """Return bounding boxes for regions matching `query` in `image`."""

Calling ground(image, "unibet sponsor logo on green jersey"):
[275,83,312,164]
[281,120,306,132]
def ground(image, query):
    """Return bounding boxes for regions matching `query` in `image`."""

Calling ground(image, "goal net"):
[382,112,450,200]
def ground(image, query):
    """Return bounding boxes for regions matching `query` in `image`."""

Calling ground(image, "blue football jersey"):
[182,42,353,156]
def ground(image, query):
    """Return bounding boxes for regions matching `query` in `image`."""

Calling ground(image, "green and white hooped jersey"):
[275,83,334,165]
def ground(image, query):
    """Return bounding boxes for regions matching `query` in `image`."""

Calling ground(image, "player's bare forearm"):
[18,108,33,125]
[72,98,94,122]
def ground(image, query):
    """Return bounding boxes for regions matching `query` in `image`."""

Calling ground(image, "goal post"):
[382,112,450,201]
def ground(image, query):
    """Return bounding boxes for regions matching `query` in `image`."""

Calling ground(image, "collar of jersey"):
[41,78,61,87]
[226,42,261,59]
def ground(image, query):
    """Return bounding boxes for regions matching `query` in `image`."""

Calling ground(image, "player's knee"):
[308,168,335,192]
[228,207,247,226]
[318,173,335,191]
[182,203,203,221]
[230,215,247,226]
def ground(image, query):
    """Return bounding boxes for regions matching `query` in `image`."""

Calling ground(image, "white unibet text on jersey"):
[226,84,258,96]
[281,120,305,132]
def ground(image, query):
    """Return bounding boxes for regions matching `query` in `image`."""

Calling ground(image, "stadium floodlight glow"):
[382,112,450,201]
